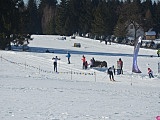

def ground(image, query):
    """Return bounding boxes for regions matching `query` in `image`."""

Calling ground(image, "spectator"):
[90,59,94,68]
[92,57,95,66]
[84,61,89,69]
[148,68,154,78]
[117,58,123,75]
[157,49,160,57]
[108,36,111,45]
[81,55,86,69]
[90,57,95,68]
[105,38,108,45]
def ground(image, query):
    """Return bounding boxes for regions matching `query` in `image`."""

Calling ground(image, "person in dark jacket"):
[108,67,115,81]
[81,55,86,69]
[157,49,160,57]
[84,61,89,69]
[90,57,95,68]
[148,68,154,78]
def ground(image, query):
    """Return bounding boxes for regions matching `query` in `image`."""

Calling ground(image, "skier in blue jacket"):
[66,52,71,64]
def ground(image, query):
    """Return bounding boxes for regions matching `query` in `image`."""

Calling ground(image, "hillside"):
[0,35,160,120]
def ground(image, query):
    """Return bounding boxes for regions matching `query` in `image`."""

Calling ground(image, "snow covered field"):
[0,35,160,120]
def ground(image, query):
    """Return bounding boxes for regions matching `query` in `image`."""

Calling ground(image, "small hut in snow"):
[145,31,156,40]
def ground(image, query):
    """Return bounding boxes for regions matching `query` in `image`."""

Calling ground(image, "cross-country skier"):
[66,52,71,64]
[52,56,60,72]
[108,67,115,81]
[148,68,154,78]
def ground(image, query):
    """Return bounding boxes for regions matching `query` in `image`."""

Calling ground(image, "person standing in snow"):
[81,55,86,69]
[148,68,154,78]
[84,61,89,69]
[107,67,115,81]
[92,57,95,67]
[157,49,160,57]
[105,38,108,45]
[66,52,71,64]
[112,65,116,75]
[117,58,123,74]
[52,56,60,72]
[90,57,95,68]
[90,59,94,68]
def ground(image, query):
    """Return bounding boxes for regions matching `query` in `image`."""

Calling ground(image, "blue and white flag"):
[132,36,142,73]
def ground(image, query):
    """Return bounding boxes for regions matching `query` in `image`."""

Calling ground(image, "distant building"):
[126,23,144,38]
[145,31,156,40]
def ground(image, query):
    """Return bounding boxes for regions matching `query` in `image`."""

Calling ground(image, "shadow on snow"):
[25,46,155,58]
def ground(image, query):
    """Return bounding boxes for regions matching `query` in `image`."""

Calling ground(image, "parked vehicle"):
[126,37,135,46]
[151,39,160,49]
[141,41,147,48]
[141,39,160,49]
[113,37,125,43]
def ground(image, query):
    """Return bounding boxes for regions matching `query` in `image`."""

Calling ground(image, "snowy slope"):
[0,35,160,120]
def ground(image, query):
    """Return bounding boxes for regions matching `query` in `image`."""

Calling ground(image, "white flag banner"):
[132,36,142,73]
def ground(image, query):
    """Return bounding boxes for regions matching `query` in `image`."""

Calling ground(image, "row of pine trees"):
[0,0,160,46]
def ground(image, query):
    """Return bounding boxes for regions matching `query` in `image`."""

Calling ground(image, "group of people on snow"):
[107,58,123,81]
[52,52,71,72]
[81,55,95,69]
[52,52,155,80]
[51,53,123,81]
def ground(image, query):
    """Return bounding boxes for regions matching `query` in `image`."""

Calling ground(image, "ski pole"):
[102,75,107,80]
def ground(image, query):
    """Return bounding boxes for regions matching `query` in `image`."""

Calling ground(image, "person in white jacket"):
[52,56,60,72]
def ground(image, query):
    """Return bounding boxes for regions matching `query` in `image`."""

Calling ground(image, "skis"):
[110,79,116,82]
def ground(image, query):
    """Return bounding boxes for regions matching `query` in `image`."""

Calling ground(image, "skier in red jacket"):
[81,55,86,69]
